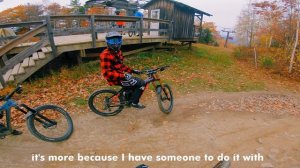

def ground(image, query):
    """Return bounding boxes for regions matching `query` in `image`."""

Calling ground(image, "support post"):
[139,17,143,43]
[90,15,97,48]
[198,14,203,42]
[45,16,57,57]
[0,54,8,68]
[168,21,173,42]
[0,71,5,88]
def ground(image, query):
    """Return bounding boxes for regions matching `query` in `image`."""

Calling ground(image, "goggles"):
[106,37,122,45]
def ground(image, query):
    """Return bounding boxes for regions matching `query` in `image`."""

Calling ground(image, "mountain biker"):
[134,8,144,36]
[99,31,150,109]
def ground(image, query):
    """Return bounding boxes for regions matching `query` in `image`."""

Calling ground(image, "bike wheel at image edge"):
[26,105,73,142]
[156,84,174,114]
[88,89,124,116]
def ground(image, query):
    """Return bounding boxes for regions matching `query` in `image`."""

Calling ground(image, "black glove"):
[132,69,142,74]
[124,73,132,80]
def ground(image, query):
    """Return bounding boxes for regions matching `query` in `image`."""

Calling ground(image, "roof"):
[143,0,212,16]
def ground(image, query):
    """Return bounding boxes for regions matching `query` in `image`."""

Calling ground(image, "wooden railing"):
[0,15,172,87]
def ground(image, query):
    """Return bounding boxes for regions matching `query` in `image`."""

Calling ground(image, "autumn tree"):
[0,4,43,23]
[199,22,220,45]
[24,4,43,21]
[235,0,300,75]
[45,3,62,15]
[235,0,258,47]
[69,0,85,14]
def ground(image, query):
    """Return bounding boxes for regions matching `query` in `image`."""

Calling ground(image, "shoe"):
[11,129,22,135]
[131,103,146,109]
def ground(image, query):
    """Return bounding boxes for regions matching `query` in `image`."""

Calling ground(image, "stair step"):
[38,52,46,59]
[41,47,48,53]
[18,64,25,74]
[46,47,52,52]
[28,57,35,67]
[32,52,39,60]
[21,58,29,67]
[3,69,14,82]
[11,63,21,75]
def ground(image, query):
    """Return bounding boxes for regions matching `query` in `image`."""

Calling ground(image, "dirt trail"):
[0,91,299,168]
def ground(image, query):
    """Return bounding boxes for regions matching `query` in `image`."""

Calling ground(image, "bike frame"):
[116,68,169,100]
[0,98,57,133]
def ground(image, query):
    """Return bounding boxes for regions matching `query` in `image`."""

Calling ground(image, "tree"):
[235,0,259,47]
[253,1,283,48]
[200,28,214,44]
[198,22,220,45]
[70,0,84,14]
[24,4,43,21]
[45,3,62,15]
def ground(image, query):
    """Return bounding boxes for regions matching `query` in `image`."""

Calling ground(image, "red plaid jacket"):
[100,48,133,85]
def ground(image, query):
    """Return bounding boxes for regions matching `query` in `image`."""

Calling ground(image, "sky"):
[0,0,249,32]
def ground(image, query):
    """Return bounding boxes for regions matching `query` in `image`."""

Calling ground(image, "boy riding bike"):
[99,31,152,109]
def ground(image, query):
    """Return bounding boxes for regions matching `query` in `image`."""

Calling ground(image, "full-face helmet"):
[105,31,122,53]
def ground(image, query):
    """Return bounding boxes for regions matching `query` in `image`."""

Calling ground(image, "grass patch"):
[261,57,274,69]
[71,97,87,106]
[20,43,266,102]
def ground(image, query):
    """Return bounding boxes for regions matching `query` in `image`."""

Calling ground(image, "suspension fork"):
[152,74,169,99]
[4,109,13,133]
[151,74,167,95]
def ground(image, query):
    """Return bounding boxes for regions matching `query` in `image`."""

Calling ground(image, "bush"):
[233,47,249,59]
[261,57,274,68]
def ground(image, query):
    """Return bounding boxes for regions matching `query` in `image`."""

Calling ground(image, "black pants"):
[119,77,146,104]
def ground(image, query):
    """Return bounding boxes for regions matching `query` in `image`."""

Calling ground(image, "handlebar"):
[1,85,23,101]
[142,65,170,75]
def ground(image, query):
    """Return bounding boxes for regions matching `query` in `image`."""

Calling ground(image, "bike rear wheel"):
[156,84,174,114]
[88,89,124,116]
[128,31,135,37]
[26,105,73,142]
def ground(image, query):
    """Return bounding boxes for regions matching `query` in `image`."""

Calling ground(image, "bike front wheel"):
[26,105,73,142]
[156,84,174,114]
[88,89,124,116]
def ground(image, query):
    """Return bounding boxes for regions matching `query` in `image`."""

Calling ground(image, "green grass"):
[126,44,265,93]
[71,97,87,106]
[20,44,266,98]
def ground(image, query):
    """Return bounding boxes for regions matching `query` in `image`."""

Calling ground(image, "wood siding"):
[144,0,195,40]
[173,5,195,40]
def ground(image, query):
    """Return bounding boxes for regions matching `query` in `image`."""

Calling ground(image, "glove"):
[132,69,142,74]
[124,73,132,80]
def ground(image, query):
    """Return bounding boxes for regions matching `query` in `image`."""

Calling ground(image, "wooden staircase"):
[0,47,53,89]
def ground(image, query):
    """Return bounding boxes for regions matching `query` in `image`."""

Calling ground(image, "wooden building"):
[143,0,212,41]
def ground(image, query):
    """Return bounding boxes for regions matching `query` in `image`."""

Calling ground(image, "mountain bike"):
[88,65,174,116]
[0,85,73,142]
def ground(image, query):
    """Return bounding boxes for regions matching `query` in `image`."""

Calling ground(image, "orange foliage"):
[86,6,107,15]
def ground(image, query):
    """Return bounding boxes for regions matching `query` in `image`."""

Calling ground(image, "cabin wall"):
[144,0,195,40]
[144,0,174,36]
[145,0,174,20]
[173,5,195,40]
